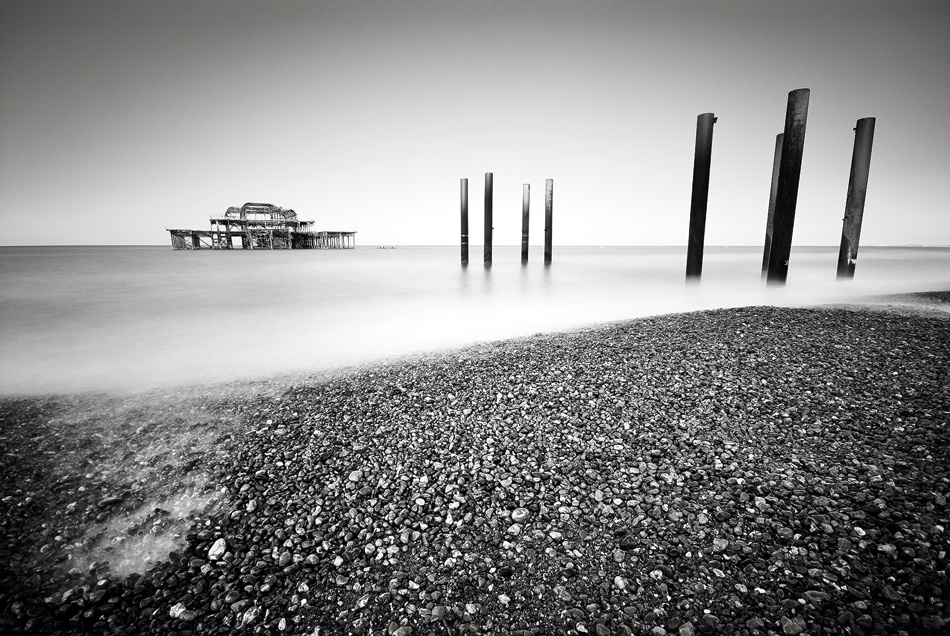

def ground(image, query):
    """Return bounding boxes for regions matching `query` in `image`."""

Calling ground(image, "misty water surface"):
[1,245,947,394]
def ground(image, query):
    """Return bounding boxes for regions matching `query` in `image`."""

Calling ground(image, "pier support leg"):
[686,113,717,280]
[767,88,810,285]
[544,179,553,266]
[521,184,530,264]
[762,133,784,277]
[484,172,493,268]
[460,178,469,266]
[837,117,876,279]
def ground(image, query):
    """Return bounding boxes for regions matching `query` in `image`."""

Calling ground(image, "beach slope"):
[1,303,948,635]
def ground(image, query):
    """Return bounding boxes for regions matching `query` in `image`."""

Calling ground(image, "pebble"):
[169,602,188,619]
[881,584,903,602]
[208,537,226,560]
[511,508,529,523]
[837,610,855,624]
[802,590,828,605]
[780,616,806,635]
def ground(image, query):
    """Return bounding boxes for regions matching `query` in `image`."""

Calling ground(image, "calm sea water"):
[1,245,947,395]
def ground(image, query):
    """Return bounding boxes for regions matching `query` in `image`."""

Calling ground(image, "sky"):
[1,0,948,247]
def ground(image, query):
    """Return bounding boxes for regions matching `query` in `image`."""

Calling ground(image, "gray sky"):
[2,0,948,246]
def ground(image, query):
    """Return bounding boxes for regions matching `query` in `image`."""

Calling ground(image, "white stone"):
[169,602,188,619]
[208,538,227,560]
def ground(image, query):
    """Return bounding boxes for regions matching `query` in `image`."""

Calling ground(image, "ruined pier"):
[167,203,356,250]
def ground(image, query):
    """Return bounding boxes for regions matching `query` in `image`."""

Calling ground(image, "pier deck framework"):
[168,203,355,250]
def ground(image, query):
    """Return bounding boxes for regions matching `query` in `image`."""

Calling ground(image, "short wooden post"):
[544,179,553,265]
[460,178,469,266]
[761,133,784,277]
[521,184,530,264]
[686,113,717,280]
[484,172,493,267]
[837,117,876,279]
[767,88,810,285]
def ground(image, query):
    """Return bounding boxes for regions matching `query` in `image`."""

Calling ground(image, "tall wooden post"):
[521,184,530,264]
[837,117,876,279]
[767,88,810,285]
[544,179,553,265]
[761,133,784,277]
[686,113,717,280]
[484,172,493,267]
[460,178,469,266]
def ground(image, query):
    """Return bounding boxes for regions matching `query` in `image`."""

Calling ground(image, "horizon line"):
[2,243,948,249]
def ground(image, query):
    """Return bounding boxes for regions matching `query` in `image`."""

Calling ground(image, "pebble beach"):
[1,298,949,636]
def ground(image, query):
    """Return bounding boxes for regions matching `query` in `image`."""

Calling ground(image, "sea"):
[1,245,947,395]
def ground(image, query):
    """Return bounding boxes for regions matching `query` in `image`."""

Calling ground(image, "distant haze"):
[1,0,948,247]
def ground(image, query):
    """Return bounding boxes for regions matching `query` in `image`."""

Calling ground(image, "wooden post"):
[685,113,717,280]
[484,172,493,267]
[460,178,469,266]
[761,133,784,277]
[521,184,530,264]
[544,179,553,265]
[767,88,810,285]
[837,117,876,279]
